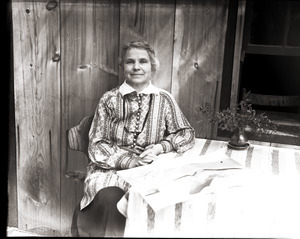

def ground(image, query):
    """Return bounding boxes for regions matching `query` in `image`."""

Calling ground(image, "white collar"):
[119,81,159,96]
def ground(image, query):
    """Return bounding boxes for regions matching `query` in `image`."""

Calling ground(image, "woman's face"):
[123,48,152,91]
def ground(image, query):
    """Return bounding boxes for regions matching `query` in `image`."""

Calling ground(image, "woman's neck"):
[126,81,150,92]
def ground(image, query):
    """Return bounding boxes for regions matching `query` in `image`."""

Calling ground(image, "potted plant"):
[195,90,277,149]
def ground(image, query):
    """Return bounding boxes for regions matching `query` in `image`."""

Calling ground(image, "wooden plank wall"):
[11,0,229,235]
[172,0,228,138]
[59,0,120,235]
[230,0,246,108]
[119,0,175,91]
[12,0,61,235]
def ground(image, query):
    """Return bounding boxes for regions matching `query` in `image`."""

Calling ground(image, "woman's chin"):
[126,79,150,89]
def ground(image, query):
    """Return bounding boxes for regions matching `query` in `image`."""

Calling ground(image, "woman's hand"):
[136,154,158,166]
[139,144,163,158]
[128,154,158,168]
[128,144,163,168]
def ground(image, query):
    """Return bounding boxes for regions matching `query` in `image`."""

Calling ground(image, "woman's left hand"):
[139,144,163,158]
[135,154,158,166]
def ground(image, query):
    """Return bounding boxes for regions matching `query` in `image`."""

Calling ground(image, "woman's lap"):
[72,186,126,237]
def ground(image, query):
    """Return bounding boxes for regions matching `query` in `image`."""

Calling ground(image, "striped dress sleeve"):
[88,93,137,170]
[161,92,195,153]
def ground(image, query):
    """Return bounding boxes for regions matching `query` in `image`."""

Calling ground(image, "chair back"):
[65,115,94,182]
[68,115,94,157]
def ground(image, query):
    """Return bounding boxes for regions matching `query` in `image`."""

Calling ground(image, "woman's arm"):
[161,92,195,154]
[139,92,195,158]
[88,95,138,170]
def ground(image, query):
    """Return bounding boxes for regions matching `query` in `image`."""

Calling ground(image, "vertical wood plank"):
[119,0,175,91]
[8,1,18,227]
[230,0,246,108]
[60,0,120,235]
[172,0,229,138]
[8,80,18,227]
[219,0,238,111]
[12,0,61,234]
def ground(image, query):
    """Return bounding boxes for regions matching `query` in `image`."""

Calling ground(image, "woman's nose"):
[133,62,140,70]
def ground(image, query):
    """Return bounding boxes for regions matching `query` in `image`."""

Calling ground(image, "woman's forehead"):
[125,48,150,59]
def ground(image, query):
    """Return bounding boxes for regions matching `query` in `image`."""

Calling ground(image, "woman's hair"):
[120,40,160,73]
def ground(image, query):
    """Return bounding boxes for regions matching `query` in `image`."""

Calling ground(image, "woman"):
[73,40,195,237]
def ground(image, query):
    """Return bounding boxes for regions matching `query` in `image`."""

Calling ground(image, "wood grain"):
[172,0,229,138]
[119,0,175,91]
[12,0,61,234]
[230,0,246,108]
[60,0,120,235]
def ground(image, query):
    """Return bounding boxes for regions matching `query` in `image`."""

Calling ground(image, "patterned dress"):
[80,82,195,210]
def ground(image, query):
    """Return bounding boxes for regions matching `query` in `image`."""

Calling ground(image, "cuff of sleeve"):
[116,152,136,169]
[160,140,173,153]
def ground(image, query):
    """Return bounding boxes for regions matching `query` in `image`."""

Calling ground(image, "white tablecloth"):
[117,139,300,238]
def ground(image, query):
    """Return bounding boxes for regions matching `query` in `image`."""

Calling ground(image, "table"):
[117,138,300,238]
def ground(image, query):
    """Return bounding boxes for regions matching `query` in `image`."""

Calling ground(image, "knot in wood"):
[46,1,57,11]
[52,53,60,62]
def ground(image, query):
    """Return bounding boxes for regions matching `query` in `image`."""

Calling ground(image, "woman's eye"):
[140,59,149,64]
[125,60,134,64]
[125,58,149,64]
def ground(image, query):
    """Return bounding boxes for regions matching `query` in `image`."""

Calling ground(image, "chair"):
[65,115,94,182]
[65,115,94,236]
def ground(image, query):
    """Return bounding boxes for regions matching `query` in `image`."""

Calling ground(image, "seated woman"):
[73,40,195,237]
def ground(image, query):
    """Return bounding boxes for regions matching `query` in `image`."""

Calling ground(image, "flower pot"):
[228,128,249,150]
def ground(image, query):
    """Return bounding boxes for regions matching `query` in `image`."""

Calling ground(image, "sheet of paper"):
[118,151,243,182]
[117,151,244,211]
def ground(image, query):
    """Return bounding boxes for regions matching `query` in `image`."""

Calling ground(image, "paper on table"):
[144,173,213,212]
[117,151,244,211]
[118,150,242,178]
